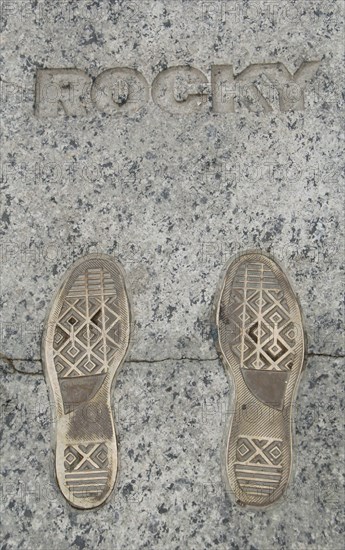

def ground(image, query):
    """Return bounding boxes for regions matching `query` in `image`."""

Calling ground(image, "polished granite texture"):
[1,0,344,548]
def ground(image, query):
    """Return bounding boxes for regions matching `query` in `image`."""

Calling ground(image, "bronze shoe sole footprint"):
[42,254,131,509]
[216,250,305,508]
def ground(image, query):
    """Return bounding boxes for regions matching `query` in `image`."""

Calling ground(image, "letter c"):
[152,66,209,115]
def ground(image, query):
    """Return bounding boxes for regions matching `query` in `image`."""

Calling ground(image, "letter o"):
[91,68,149,114]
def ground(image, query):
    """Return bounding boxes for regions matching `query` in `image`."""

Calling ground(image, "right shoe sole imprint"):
[216,250,305,508]
[42,254,131,509]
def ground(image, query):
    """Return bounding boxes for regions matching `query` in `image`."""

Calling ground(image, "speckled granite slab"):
[1,358,344,549]
[1,0,344,548]
[1,0,344,365]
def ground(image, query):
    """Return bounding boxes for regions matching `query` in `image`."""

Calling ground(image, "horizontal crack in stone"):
[1,352,344,377]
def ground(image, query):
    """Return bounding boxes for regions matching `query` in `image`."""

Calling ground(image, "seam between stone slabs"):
[307,352,345,359]
[1,352,344,377]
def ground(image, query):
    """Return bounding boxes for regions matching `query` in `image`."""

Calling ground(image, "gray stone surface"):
[1,357,344,549]
[1,0,344,548]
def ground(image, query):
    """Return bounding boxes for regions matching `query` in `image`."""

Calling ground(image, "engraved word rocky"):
[35,61,320,117]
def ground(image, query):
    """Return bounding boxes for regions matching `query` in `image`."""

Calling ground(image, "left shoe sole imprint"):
[42,254,131,509]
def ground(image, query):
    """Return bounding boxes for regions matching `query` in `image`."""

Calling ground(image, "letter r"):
[35,69,92,117]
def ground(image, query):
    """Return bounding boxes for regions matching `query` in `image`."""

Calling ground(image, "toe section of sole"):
[43,254,130,415]
[217,251,304,383]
